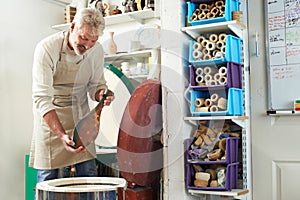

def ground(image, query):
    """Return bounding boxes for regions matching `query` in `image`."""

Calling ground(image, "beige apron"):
[30,33,96,170]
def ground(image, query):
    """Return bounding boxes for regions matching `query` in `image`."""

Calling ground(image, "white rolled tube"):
[221,46,226,54]
[204,74,212,83]
[215,0,225,7]
[204,98,212,107]
[194,98,205,107]
[203,53,212,60]
[190,13,198,21]
[211,93,219,103]
[204,66,217,74]
[201,39,209,48]
[207,12,216,19]
[210,105,219,112]
[206,41,216,51]
[192,50,203,60]
[218,66,227,76]
[208,80,218,86]
[221,45,226,54]
[214,51,223,58]
[193,42,203,51]
[195,75,204,84]
[199,4,208,10]
[214,73,221,81]
[211,7,219,16]
[209,34,218,43]
[202,48,210,55]
[198,13,207,20]
[196,107,209,112]
[195,67,204,75]
[197,36,206,44]
[219,33,227,43]
[218,76,227,85]
[216,41,225,50]
[217,97,227,110]
[203,66,212,74]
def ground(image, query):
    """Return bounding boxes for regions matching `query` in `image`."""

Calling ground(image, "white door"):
[248,0,300,200]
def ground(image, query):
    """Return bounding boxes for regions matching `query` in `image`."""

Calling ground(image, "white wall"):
[248,0,300,199]
[0,0,64,199]
[0,1,157,199]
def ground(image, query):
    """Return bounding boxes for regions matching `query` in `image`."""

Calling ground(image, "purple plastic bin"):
[185,162,239,191]
[185,137,239,164]
[189,62,243,91]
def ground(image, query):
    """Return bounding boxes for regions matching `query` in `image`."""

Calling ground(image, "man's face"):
[69,23,99,55]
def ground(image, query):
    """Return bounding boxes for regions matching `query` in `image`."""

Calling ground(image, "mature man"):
[29,8,114,185]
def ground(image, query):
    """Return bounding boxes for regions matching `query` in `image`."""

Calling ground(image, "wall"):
[0,0,63,199]
[248,0,300,199]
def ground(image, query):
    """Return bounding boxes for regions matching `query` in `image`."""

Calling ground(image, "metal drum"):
[36,177,127,200]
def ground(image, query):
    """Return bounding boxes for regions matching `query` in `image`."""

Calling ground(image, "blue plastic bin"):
[185,87,244,116]
[189,34,242,65]
[187,0,240,26]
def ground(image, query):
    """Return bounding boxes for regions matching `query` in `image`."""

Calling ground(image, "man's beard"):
[73,44,87,55]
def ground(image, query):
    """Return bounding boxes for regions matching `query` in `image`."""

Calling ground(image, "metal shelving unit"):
[181,19,252,199]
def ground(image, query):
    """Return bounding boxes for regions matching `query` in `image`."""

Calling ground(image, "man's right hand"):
[61,134,86,153]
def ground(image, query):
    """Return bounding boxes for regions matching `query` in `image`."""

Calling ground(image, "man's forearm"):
[43,110,66,138]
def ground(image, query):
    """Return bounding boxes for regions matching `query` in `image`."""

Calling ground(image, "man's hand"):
[60,134,86,153]
[95,88,115,106]
[43,110,86,153]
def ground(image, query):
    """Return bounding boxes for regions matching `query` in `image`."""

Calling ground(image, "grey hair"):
[73,8,105,36]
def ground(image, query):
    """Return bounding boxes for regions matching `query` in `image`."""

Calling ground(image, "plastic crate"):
[185,137,239,164]
[189,35,242,65]
[189,62,243,90]
[185,87,244,116]
[187,0,240,26]
[185,162,239,191]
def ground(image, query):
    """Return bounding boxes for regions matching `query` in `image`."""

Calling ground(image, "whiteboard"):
[266,0,300,110]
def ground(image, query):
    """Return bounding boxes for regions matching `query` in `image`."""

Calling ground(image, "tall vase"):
[108,32,117,54]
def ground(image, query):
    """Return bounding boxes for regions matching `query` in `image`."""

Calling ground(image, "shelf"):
[51,9,159,31]
[181,20,246,39]
[128,74,148,79]
[188,189,249,198]
[46,0,71,6]
[184,116,249,128]
[105,9,158,26]
[184,116,249,120]
[104,49,153,62]
[51,23,70,31]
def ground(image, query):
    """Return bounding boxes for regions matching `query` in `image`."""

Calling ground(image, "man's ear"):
[70,22,75,32]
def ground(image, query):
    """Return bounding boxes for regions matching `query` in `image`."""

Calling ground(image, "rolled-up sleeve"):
[87,44,107,101]
[32,42,55,117]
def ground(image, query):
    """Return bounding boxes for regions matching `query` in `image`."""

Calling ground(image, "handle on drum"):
[184,86,192,104]
[122,181,128,200]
